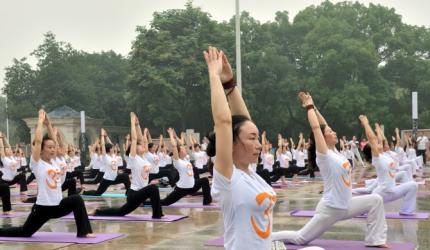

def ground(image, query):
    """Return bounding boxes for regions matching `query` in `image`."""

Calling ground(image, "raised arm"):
[167,128,179,161]
[261,131,268,154]
[204,46,233,179]
[100,129,107,156]
[298,92,328,154]
[32,109,46,161]
[395,128,401,147]
[0,133,6,158]
[221,53,251,119]
[146,128,153,144]
[130,113,138,157]
[359,115,380,157]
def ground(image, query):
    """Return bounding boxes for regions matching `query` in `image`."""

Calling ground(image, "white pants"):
[272,194,387,246]
[395,171,412,184]
[401,159,418,175]
[352,179,377,194]
[374,181,418,214]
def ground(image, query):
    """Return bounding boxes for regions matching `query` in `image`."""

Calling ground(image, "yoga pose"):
[0,110,94,238]
[92,113,163,218]
[273,92,387,248]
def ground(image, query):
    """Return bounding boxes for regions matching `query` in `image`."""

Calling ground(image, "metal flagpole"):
[235,0,242,94]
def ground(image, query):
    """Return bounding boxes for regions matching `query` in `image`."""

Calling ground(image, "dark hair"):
[41,134,54,150]
[125,144,131,157]
[308,124,327,169]
[105,143,113,153]
[362,143,372,162]
[148,143,155,150]
[206,115,252,157]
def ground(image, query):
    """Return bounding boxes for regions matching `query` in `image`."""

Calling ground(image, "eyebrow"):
[249,133,259,137]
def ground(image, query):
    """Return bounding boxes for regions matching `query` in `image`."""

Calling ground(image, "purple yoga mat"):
[205,237,415,250]
[165,203,220,209]
[11,201,103,207]
[290,209,429,220]
[0,232,124,244]
[0,212,27,218]
[61,213,188,222]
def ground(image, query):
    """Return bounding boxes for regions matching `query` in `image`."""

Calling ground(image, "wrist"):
[222,77,237,90]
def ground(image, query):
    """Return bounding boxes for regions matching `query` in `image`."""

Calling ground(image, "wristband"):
[222,77,237,90]
[305,104,315,110]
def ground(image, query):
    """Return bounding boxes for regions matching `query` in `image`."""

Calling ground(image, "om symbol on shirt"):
[341,161,352,188]
[388,161,396,179]
[186,163,193,177]
[142,164,151,180]
[111,160,118,171]
[250,192,277,239]
[46,169,62,189]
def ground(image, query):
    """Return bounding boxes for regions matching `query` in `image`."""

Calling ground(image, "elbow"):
[214,114,232,126]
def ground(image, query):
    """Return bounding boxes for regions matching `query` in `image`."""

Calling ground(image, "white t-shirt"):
[395,146,407,163]
[157,152,167,167]
[71,155,81,169]
[145,152,160,174]
[128,155,152,191]
[116,155,124,167]
[64,155,73,173]
[173,158,195,189]
[348,140,358,151]
[211,167,276,250]
[15,156,27,167]
[372,154,396,194]
[201,143,208,151]
[55,156,69,176]
[30,157,64,206]
[417,136,428,150]
[1,156,19,181]
[294,150,306,167]
[89,153,99,170]
[102,154,119,181]
[192,151,208,169]
[261,153,274,172]
[406,148,417,160]
[317,150,352,210]
[249,163,257,173]
[279,152,292,168]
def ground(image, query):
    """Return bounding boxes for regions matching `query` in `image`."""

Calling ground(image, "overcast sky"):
[1,0,429,92]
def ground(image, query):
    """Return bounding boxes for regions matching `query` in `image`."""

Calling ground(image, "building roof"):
[47,105,87,118]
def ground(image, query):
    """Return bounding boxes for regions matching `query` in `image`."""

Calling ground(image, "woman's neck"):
[233,160,251,174]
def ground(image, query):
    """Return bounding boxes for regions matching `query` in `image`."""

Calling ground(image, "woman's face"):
[324,126,338,146]
[42,139,57,160]
[233,121,262,164]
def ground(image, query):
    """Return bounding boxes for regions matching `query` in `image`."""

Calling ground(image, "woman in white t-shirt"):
[191,141,210,179]
[270,134,293,185]
[83,129,130,196]
[160,128,212,206]
[273,93,387,248]
[206,47,281,250]
[361,121,418,215]
[0,134,28,195]
[0,110,94,238]
[83,142,104,184]
[92,113,163,218]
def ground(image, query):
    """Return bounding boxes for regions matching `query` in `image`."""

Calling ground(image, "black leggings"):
[161,177,212,206]
[0,195,92,237]
[193,166,210,180]
[66,171,84,185]
[95,185,163,218]
[1,173,28,192]
[0,183,11,212]
[148,171,176,187]
[26,173,35,185]
[82,173,130,196]
[256,167,271,186]
[84,168,99,179]
[84,171,103,184]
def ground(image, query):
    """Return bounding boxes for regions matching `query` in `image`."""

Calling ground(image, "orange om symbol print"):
[250,192,277,239]
[111,160,118,171]
[388,161,396,179]
[341,161,352,188]
[186,163,193,177]
[142,165,151,180]
[45,169,61,189]
[10,161,18,172]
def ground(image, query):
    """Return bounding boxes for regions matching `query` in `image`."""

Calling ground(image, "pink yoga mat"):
[290,209,429,220]
[61,213,188,222]
[0,212,27,218]
[0,232,124,244]
[205,237,415,250]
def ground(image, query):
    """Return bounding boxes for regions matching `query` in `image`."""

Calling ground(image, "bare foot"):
[367,243,389,248]
[85,233,96,238]
[87,209,96,216]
